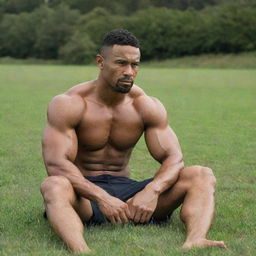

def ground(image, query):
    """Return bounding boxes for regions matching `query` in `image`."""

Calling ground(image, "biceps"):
[145,126,182,162]
[42,125,78,165]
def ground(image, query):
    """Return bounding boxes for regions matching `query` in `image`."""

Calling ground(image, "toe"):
[205,239,227,249]
[182,239,227,250]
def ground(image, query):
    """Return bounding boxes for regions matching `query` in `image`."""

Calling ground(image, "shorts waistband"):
[85,174,132,182]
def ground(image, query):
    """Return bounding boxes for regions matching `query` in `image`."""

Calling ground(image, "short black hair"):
[101,29,140,50]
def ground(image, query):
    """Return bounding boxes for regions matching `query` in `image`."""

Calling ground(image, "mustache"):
[118,77,134,83]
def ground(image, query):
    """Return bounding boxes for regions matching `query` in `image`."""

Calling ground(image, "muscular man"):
[40,29,226,253]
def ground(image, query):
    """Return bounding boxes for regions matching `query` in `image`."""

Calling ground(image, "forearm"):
[146,157,184,195]
[45,160,110,203]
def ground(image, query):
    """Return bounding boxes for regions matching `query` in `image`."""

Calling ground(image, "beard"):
[112,78,134,94]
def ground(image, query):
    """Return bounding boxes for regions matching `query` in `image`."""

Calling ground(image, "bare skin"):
[40,44,226,253]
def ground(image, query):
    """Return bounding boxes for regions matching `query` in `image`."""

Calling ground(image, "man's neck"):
[95,78,127,107]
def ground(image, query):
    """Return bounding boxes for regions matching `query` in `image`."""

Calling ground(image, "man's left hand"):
[126,186,159,223]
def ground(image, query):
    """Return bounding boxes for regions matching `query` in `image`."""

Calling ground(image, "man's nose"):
[123,65,134,77]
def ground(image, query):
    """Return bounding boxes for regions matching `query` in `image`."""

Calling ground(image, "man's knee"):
[40,176,74,204]
[179,165,216,186]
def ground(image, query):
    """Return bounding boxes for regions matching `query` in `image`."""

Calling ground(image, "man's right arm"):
[42,94,130,223]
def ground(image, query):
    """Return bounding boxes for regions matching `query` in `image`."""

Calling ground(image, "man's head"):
[100,29,140,53]
[96,29,141,94]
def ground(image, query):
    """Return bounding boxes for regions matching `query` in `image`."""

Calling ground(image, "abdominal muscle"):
[74,146,132,177]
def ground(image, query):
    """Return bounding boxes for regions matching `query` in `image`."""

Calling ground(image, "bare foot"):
[75,252,95,255]
[72,246,93,254]
[182,238,227,250]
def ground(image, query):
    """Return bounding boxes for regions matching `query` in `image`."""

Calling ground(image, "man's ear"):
[96,54,104,70]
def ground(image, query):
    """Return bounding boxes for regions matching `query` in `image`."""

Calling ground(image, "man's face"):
[98,44,141,93]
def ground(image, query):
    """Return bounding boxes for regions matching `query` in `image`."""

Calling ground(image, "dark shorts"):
[43,175,170,225]
[85,175,153,226]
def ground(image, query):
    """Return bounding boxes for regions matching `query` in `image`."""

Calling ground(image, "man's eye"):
[116,60,126,65]
[132,63,139,67]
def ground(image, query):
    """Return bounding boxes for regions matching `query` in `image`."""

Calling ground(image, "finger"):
[124,204,131,219]
[115,215,122,223]
[140,211,149,223]
[120,211,129,223]
[108,216,116,224]
[127,203,135,220]
[145,209,154,222]
[133,211,143,223]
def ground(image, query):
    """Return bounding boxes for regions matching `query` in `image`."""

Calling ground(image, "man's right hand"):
[98,195,131,224]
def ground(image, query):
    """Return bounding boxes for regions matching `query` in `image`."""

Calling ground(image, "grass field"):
[0,64,255,256]
[1,51,256,69]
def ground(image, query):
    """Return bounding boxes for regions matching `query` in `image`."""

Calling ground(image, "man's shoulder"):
[132,86,164,112]
[49,81,94,111]
[47,82,92,128]
[131,85,155,104]
[66,81,94,97]
[49,92,85,114]
[132,86,167,127]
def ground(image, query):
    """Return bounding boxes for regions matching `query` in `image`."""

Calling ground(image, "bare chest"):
[76,102,144,151]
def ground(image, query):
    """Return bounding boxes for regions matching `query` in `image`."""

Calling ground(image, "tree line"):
[0,0,255,64]
[0,0,222,15]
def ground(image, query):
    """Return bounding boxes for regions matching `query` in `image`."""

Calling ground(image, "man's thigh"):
[74,196,93,223]
[41,176,93,223]
[153,187,184,221]
[153,166,198,219]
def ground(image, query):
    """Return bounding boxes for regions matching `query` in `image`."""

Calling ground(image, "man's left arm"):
[127,97,184,222]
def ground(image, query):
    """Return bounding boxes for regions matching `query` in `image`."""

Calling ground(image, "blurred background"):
[0,0,255,64]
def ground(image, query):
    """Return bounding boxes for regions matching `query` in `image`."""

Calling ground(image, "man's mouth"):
[119,81,132,85]
[118,79,133,85]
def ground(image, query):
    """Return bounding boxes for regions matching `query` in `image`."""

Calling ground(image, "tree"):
[0,12,37,57]
[49,0,124,14]
[123,7,207,59]
[76,7,122,48]
[150,0,217,10]
[1,0,43,14]
[59,32,96,64]
[202,4,256,53]
[34,5,80,59]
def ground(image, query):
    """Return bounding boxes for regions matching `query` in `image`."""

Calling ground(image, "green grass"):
[0,64,255,256]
